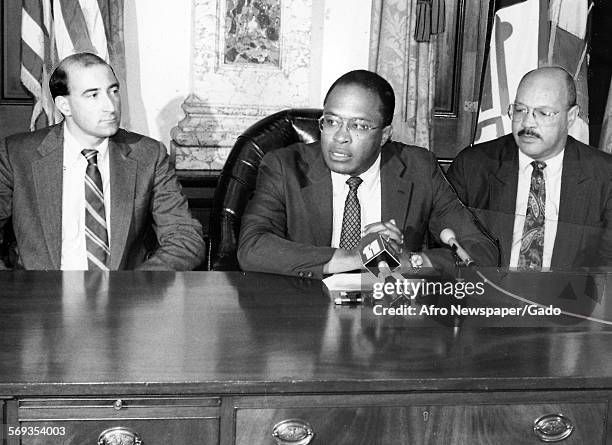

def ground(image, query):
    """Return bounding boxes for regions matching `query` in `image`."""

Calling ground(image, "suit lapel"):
[551,139,589,267]
[108,138,137,269]
[380,144,411,224]
[32,126,64,269]
[302,144,333,246]
[488,141,519,265]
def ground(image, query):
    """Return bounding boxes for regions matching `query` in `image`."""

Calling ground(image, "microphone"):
[439,167,502,267]
[440,228,476,267]
[359,233,406,303]
[359,232,401,277]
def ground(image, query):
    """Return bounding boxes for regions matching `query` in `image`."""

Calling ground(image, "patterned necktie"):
[339,176,363,250]
[518,160,546,270]
[82,149,110,270]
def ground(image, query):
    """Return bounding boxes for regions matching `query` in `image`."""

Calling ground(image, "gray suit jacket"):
[447,134,612,269]
[238,141,498,278]
[0,124,205,270]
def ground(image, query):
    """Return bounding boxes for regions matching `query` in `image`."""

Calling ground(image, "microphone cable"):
[475,269,612,327]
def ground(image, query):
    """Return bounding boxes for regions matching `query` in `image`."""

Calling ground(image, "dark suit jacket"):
[446,134,612,269]
[0,124,205,270]
[238,141,498,278]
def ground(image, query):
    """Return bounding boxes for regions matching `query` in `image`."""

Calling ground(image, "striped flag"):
[600,78,612,154]
[20,0,58,130]
[475,0,592,145]
[53,0,109,62]
[20,0,126,130]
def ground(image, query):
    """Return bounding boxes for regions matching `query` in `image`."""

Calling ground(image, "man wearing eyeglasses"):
[238,70,498,278]
[447,66,612,270]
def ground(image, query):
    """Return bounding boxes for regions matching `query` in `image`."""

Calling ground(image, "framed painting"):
[220,0,282,68]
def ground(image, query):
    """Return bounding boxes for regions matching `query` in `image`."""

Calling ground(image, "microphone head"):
[377,260,391,273]
[440,228,456,245]
[359,233,401,277]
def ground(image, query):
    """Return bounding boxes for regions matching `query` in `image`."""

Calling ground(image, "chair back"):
[208,108,322,270]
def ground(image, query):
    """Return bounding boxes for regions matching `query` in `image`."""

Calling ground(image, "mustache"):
[518,128,541,139]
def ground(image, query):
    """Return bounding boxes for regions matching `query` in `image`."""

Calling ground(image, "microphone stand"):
[453,249,467,280]
[449,246,473,337]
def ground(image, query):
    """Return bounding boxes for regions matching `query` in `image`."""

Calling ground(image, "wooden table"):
[0,270,611,444]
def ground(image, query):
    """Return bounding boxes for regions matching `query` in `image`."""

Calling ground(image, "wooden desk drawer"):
[235,402,606,444]
[15,397,220,445]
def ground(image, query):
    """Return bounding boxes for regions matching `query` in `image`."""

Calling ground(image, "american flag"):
[475,0,592,146]
[20,0,126,130]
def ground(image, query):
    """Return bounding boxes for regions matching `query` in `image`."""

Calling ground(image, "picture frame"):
[217,0,283,71]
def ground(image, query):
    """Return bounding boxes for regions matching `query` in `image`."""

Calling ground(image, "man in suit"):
[0,52,205,270]
[447,66,612,270]
[238,70,498,278]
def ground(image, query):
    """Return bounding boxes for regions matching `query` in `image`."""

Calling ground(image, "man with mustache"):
[238,70,498,278]
[0,52,205,270]
[447,67,612,270]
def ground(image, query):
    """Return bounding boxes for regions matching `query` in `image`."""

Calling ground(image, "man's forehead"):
[326,83,378,99]
[324,84,383,118]
[519,71,566,92]
[67,64,117,89]
[516,76,566,104]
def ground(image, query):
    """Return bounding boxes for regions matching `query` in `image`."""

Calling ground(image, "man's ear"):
[54,96,71,117]
[381,124,393,146]
[567,104,579,128]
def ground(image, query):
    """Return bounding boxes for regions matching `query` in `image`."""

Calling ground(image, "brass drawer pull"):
[533,414,574,442]
[272,419,314,445]
[98,426,142,445]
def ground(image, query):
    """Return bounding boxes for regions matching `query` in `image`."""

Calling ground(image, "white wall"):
[124,0,193,147]
[124,0,372,147]
[318,0,372,103]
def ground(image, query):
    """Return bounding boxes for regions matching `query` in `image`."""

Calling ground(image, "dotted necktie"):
[518,160,546,270]
[339,176,363,250]
[82,149,110,270]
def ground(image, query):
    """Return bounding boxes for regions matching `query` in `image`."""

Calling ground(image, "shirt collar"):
[518,147,564,174]
[63,123,109,164]
[330,153,381,187]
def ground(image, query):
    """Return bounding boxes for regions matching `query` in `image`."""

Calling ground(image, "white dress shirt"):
[331,155,382,248]
[61,125,112,270]
[509,149,564,270]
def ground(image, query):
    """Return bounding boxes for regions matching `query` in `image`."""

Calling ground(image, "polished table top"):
[0,270,611,396]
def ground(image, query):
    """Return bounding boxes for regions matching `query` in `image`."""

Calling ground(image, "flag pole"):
[471,0,498,147]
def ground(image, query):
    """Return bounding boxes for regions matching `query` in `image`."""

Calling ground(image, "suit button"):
[298,272,304,277]
[307,272,313,278]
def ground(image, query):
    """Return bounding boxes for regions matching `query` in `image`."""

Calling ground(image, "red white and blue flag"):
[475,0,592,145]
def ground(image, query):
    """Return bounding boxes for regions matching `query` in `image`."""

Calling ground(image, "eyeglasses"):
[507,103,566,126]
[318,115,383,137]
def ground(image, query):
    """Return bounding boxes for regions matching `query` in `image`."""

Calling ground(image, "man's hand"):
[322,247,362,274]
[363,218,404,245]
[323,219,405,274]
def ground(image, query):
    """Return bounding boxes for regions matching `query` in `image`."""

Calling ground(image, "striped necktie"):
[518,160,546,270]
[339,176,363,250]
[81,149,110,270]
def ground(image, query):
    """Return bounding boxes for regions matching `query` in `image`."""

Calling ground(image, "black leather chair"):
[207,108,323,270]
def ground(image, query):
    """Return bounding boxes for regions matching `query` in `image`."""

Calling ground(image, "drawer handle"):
[272,419,314,445]
[98,426,142,445]
[533,414,574,442]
